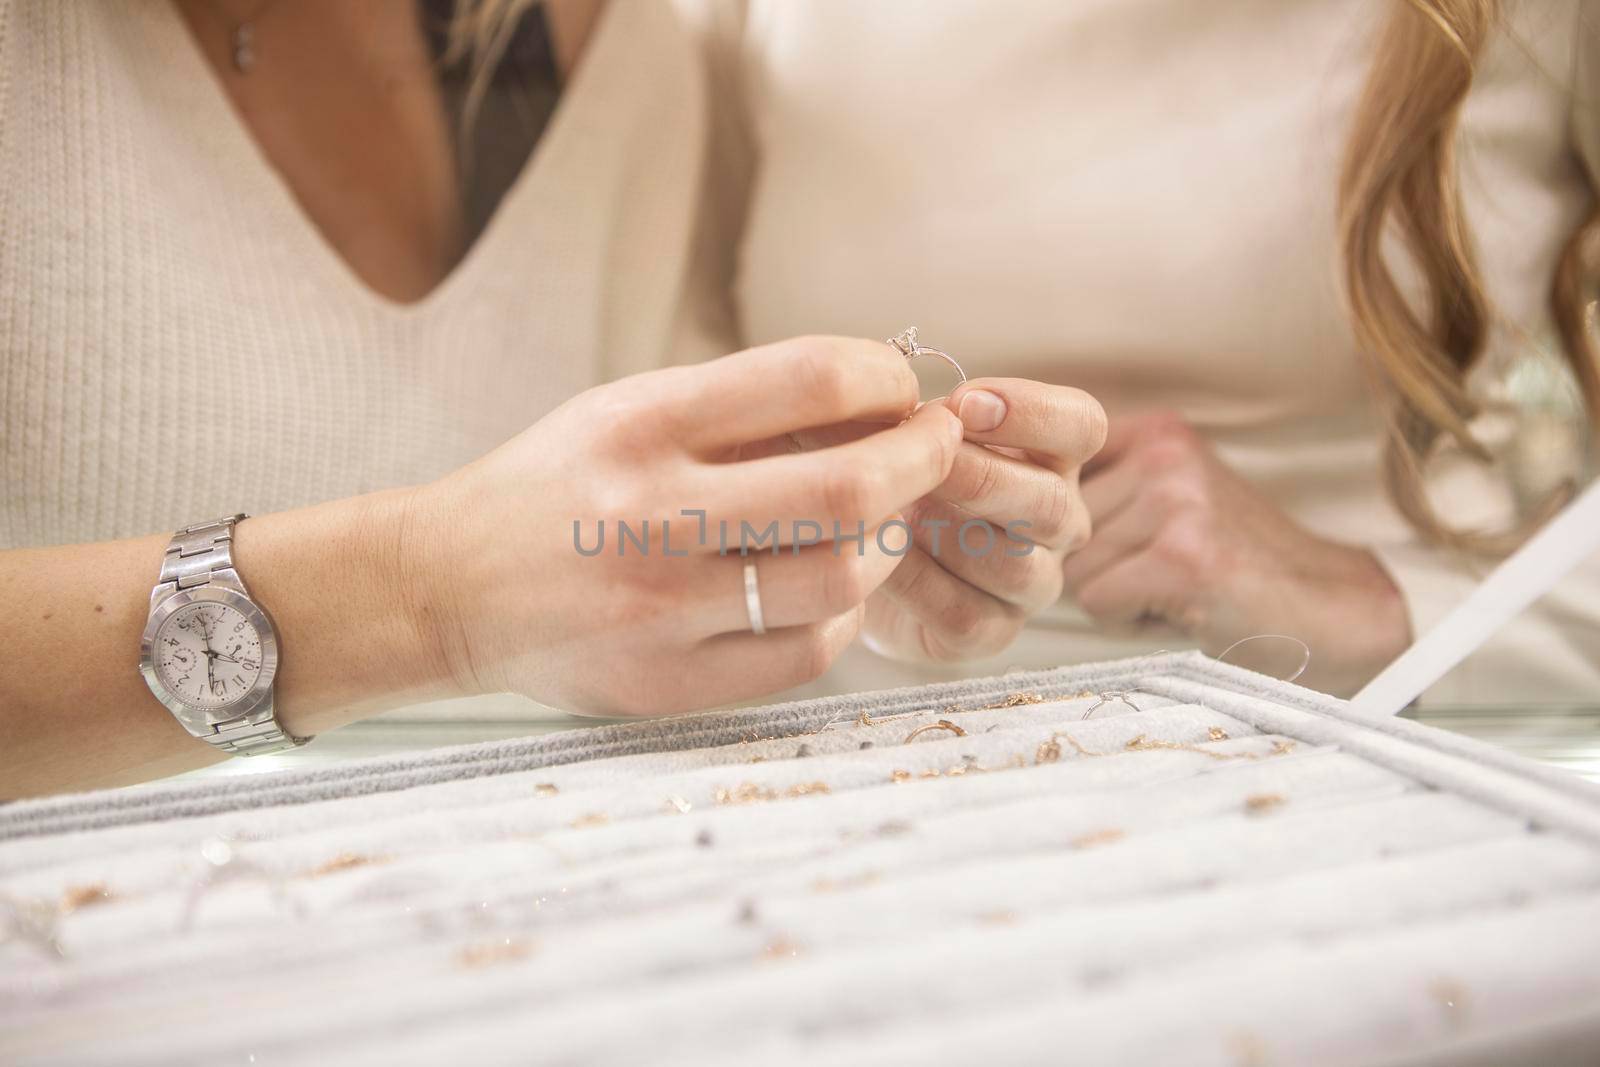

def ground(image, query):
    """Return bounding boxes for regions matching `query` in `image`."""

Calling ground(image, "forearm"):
[0,486,460,798]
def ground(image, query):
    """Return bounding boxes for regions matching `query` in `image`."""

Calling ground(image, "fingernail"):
[958,390,1006,433]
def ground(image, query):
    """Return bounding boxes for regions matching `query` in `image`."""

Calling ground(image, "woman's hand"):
[417,336,964,716]
[1061,411,1412,695]
[0,336,956,795]
[859,378,1107,661]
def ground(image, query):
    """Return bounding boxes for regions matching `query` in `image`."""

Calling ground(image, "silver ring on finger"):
[743,559,767,635]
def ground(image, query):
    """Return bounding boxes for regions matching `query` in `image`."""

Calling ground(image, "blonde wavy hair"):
[456,1,1600,549]
[1340,0,1600,550]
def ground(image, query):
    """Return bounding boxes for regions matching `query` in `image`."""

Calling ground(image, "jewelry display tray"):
[5,652,1600,1066]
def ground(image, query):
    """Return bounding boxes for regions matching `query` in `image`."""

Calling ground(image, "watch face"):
[151,600,265,711]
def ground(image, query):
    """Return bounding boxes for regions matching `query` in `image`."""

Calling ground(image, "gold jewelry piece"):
[305,853,383,879]
[570,813,611,829]
[664,795,693,814]
[888,327,967,384]
[59,884,113,914]
[1035,735,1063,764]
[1243,793,1286,816]
[456,937,535,969]
[1208,726,1231,741]
[1070,828,1125,849]
[761,937,802,961]
[983,692,1045,709]
[1063,734,1100,758]
[534,782,560,797]
[904,719,967,743]
[811,871,884,894]
[716,782,776,805]
[714,781,832,804]
[1124,733,1240,761]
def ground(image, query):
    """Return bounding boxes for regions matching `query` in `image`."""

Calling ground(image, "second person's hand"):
[861,378,1107,662]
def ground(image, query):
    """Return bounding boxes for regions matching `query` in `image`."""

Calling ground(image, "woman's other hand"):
[861,378,1107,661]
[1061,411,1412,695]
[417,336,963,716]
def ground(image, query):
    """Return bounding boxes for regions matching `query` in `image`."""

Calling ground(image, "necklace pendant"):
[232,23,256,74]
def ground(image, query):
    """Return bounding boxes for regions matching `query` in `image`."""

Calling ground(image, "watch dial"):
[152,601,264,710]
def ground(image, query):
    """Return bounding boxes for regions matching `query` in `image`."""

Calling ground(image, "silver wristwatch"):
[138,515,308,756]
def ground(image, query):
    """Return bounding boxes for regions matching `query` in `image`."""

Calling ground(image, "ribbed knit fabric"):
[0,0,705,547]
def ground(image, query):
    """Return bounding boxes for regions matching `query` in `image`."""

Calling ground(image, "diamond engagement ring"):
[888,326,967,384]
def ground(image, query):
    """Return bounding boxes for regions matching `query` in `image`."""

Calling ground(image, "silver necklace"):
[225,0,284,74]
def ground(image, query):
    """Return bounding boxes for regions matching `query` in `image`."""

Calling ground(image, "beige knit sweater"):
[0,0,704,547]
[2,0,1596,711]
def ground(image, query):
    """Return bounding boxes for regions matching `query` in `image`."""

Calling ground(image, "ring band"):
[743,560,767,635]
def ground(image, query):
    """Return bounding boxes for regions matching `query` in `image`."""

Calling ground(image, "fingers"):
[905,498,1063,613]
[875,547,1025,659]
[1073,550,1193,633]
[694,608,864,702]
[699,525,908,634]
[1061,492,1164,592]
[703,402,963,536]
[1085,409,1192,475]
[932,442,1089,551]
[944,378,1107,475]
[1081,454,1145,527]
[679,336,920,454]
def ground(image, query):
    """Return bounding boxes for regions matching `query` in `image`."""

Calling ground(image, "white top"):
[0,0,704,545]
[694,0,1600,704]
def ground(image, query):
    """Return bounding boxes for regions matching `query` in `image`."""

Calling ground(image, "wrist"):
[1301,543,1412,697]
[1355,545,1413,667]
[387,478,486,701]
[231,487,469,736]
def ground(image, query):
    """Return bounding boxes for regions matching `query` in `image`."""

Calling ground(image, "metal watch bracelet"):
[157,515,307,756]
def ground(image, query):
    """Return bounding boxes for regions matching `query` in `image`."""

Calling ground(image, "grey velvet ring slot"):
[2,652,1599,1065]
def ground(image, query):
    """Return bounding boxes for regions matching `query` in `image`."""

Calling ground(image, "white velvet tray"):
[3,652,1599,1066]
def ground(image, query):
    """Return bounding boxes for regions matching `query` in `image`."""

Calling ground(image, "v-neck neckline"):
[157,0,623,320]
